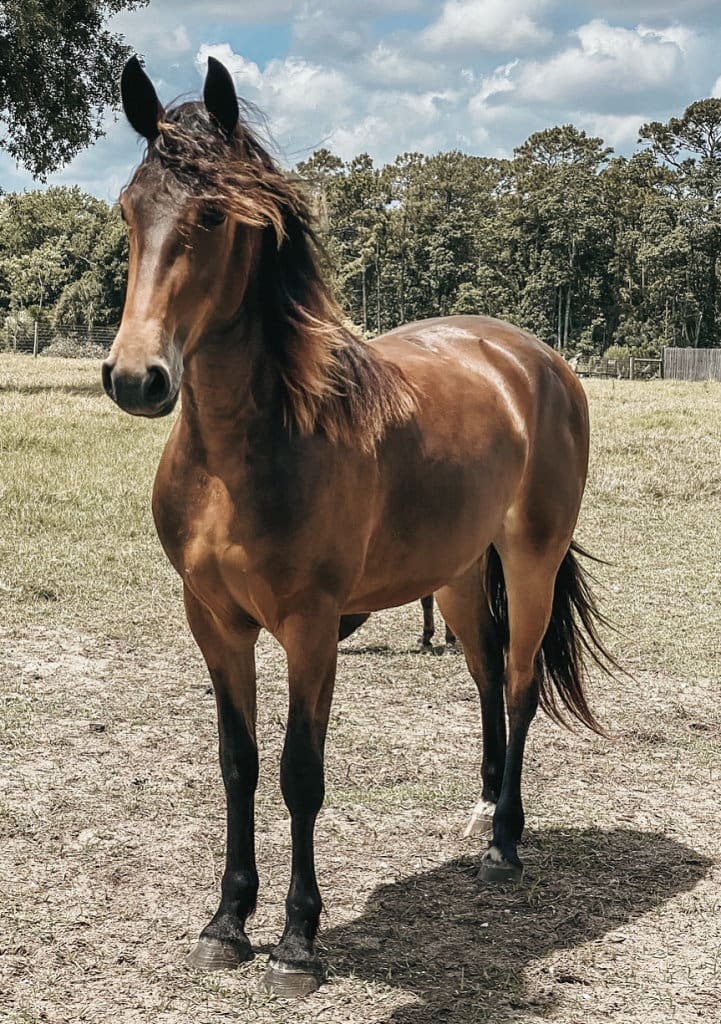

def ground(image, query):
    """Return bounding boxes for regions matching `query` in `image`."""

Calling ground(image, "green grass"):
[580,378,721,680]
[0,355,179,640]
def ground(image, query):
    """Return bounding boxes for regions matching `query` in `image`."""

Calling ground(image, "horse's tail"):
[484,541,616,735]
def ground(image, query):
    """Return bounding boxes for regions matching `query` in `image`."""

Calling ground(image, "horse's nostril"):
[145,364,171,405]
[101,361,115,400]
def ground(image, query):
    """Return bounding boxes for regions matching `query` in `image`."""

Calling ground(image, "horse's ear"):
[121,56,164,141]
[203,56,239,136]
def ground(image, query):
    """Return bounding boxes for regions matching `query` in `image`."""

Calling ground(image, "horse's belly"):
[345,463,510,612]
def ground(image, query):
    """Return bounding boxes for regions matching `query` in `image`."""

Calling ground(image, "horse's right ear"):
[120,56,164,141]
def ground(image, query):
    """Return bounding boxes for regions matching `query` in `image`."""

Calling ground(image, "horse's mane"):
[145,101,417,451]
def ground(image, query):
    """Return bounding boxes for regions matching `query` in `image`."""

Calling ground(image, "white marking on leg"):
[484,844,505,864]
[463,797,496,838]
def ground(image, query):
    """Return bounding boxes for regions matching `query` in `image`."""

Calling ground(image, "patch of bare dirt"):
[1,610,719,1023]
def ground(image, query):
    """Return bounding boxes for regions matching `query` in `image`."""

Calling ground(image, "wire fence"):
[0,322,117,358]
[570,355,663,380]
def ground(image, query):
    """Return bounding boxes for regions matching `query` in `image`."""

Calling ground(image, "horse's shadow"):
[318,827,710,1022]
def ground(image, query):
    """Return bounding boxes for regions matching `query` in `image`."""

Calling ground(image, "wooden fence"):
[663,347,721,381]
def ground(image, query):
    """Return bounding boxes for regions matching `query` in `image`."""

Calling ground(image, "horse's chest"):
[155,475,257,619]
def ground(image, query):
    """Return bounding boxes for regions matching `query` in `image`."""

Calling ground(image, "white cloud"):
[196,43,469,162]
[575,1,718,20]
[158,25,192,56]
[471,61,518,107]
[580,112,645,149]
[363,43,447,89]
[197,44,357,154]
[422,0,552,54]
[196,43,263,90]
[712,76,721,98]
[148,0,298,18]
[515,20,692,105]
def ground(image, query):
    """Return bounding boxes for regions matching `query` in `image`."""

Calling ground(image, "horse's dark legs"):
[265,611,337,997]
[465,640,506,833]
[183,589,260,970]
[435,565,506,835]
[421,594,456,647]
[338,612,370,641]
[420,594,435,646]
[477,552,555,882]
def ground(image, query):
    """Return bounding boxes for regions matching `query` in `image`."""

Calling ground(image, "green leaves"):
[0,0,148,177]
[0,187,126,338]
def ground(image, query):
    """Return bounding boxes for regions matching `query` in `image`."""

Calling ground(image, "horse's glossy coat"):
[104,56,612,995]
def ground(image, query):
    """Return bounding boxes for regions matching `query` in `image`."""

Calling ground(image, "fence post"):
[629,356,634,381]
[33,320,39,358]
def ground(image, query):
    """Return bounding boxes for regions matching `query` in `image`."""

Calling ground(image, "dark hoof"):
[477,851,523,884]
[263,959,322,998]
[186,936,253,971]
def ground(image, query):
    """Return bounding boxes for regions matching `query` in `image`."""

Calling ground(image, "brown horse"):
[104,56,613,996]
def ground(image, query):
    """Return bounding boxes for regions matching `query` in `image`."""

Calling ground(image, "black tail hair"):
[484,541,618,735]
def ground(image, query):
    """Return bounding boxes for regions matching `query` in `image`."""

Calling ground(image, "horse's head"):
[103,56,287,417]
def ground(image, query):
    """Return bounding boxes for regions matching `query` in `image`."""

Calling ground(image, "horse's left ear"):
[203,56,239,136]
[121,56,164,141]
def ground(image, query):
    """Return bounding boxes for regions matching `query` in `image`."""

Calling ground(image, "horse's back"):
[375,314,578,391]
[372,314,587,463]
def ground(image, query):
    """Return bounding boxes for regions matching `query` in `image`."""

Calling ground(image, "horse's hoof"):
[186,936,253,971]
[477,848,523,884]
[262,959,322,998]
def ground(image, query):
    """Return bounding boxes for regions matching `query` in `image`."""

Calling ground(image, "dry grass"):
[1,355,720,1023]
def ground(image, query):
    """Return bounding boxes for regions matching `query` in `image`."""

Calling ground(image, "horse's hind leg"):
[420,594,435,647]
[477,544,561,883]
[435,563,505,836]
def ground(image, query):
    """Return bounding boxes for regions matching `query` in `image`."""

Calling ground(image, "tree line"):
[2,98,720,357]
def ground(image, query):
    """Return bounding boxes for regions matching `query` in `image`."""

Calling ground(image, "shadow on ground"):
[319,827,711,1022]
[339,643,460,657]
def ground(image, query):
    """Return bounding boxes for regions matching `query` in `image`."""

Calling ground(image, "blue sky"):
[2,0,721,199]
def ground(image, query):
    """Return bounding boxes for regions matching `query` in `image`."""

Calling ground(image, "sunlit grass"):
[0,354,179,640]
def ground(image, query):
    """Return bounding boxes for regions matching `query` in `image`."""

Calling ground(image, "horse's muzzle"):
[102,359,178,418]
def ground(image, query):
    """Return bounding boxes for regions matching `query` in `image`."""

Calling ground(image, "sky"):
[2,0,721,200]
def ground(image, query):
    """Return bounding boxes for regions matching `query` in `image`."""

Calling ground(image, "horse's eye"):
[199,206,226,230]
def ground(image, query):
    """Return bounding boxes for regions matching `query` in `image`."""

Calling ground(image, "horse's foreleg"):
[478,553,557,883]
[265,609,338,997]
[183,589,260,971]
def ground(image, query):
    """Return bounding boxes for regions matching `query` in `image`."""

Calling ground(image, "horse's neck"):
[180,322,278,457]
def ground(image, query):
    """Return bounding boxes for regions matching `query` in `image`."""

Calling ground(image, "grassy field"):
[1,353,720,1023]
